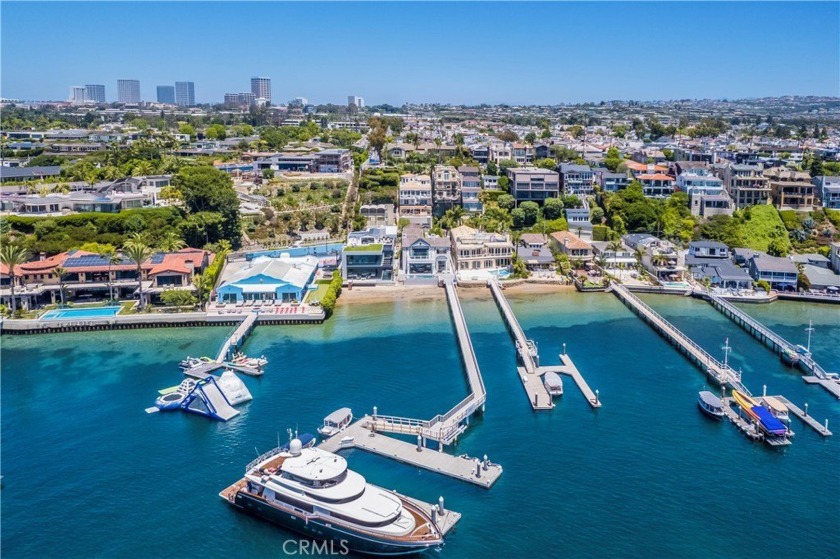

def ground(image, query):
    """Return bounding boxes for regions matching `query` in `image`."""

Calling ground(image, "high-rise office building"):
[348,95,365,109]
[175,81,195,107]
[85,84,106,103]
[157,85,176,105]
[117,79,141,104]
[69,86,87,104]
[250,77,271,102]
[289,97,308,107]
[224,92,256,108]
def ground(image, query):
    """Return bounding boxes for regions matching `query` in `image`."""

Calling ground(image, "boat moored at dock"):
[318,407,353,437]
[543,372,563,397]
[697,391,725,419]
[731,390,790,440]
[219,439,450,555]
[780,348,800,367]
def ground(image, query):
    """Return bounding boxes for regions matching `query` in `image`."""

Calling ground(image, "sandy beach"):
[337,281,576,306]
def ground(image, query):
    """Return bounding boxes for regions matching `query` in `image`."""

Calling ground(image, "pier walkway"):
[319,418,502,488]
[803,376,840,399]
[489,280,599,409]
[770,395,832,436]
[368,278,486,446]
[611,283,746,392]
[216,313,258,362]
[702,293,836,397]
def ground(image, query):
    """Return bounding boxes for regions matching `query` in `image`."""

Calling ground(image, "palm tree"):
[103,250,123,303]
[54,266,68,307]
[0,245,30,314]
[608,239,624,277]
[122,240,154,311]
[158,231,186,253]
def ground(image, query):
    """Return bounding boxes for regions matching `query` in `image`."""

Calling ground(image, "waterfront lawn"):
[306,282,331,303]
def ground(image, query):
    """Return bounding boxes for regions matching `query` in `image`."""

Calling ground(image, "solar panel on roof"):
[150,253,165,264]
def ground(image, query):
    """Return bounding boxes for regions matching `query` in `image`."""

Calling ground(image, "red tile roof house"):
[0,248,213,310]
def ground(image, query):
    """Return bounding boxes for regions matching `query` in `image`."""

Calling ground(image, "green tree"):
[534,158,557,170]
[160,289,196,307]
[178,123,196,138]
[53,266,68,307]
[172,166,241,248]
[543,197,565,220]
[590,206,605,225]
[158,230,186,252]
[511,208,526,229]
[367,126,387,160]
[520,201,540,226]
[497,194,516,211]
[123,240,155,311]
[0,244,29,314]
[569,125,585,139]
[524,132,537,145]
[205,124,227,140]
[496,130,519,142]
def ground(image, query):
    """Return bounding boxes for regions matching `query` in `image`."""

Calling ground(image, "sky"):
[2,1,839,105]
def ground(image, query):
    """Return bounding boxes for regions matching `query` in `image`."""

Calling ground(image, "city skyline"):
[2,2,839,105]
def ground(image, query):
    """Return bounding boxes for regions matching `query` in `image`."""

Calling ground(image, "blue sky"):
[2,1,838,105]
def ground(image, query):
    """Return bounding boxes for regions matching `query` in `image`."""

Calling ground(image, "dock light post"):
[825,419,829,432]
[763,385,767,397]
[416,434,422,452]
[562,343,567,355]
[483,454,489,470]
[372,406,377,419]
[595,389,600,405]
[438,496,445,515]
[805,403,809,417]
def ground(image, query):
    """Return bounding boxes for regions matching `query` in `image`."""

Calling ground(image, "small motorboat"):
[318,407,353,437]
[232,352,268,368]
[543,371,563,397]
[780,348,800,367]
[795,344,812,359]
[179,356,203,371]
[155,378,196,410]
[697,390,725,420]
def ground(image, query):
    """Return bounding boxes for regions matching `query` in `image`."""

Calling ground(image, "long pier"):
[488,280,599,409]
[610,283,747,391]
[701,292,837,398]
[368,278,487,446]
[319,418,502,488]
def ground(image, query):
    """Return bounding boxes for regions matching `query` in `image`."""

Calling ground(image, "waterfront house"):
[400,226,453,280]
[0,165,62,183]
[549,231,594,264]
[450,225,513,274]
[591,240,636,271]
[741,251,798,291]
[360,204,396,227]
[624,235,686,282]
[432,165,461,217]
[516,234,554,271]
[216,254,318,303]
[507,167,560,203]
[684,241,752,290]
[458,166,483,213]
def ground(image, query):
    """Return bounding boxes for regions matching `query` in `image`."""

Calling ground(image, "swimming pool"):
[40,307,121,321]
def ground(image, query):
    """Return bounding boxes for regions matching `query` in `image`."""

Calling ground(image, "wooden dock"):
[216,313,258,362]
[771,395,832,436]
[720,397,764,442]
[548,353,602,408]
[319,419,502,488]
[803,376,840,399]
[611,283,745,390]
[703,292,837,397]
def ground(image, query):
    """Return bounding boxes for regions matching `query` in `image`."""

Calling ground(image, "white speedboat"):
[543,371,563,397]
[317,407,353,437]
[220,440,446,555]
[232,352,268,368]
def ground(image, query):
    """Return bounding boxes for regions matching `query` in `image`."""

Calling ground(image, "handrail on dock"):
[488,280,538,373]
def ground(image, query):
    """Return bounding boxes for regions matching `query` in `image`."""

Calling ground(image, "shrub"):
[755,280,771,292]
[160,289,197,307]
[592,225,612,242]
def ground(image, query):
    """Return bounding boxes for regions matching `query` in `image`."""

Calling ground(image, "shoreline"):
[337,281,577,306]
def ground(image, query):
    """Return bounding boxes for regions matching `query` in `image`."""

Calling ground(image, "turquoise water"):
[40,306,121,320]
[2,292,839,558]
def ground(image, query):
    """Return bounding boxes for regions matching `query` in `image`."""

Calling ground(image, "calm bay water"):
[2,292,838,558]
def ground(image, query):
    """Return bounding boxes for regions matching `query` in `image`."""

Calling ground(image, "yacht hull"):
[231,492,443,556]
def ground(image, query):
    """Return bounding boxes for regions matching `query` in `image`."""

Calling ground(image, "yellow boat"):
[731,389,760,421]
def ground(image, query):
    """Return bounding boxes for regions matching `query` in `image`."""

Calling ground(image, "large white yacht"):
[220,439,445,555]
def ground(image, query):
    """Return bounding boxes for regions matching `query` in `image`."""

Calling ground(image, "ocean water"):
[2,291,838,558]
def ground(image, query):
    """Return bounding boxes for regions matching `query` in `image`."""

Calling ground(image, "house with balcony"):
[764,167,814,210]
[341,238,395,282]
[595,170,630,192]
[813,175,840,209]
[507,167,560,203]
[716,163,771,208]
[432,165,461,217]
[398,173,433,227]
[400,226,453,280]
[549,231,594,264]
[558,163,594,196]
[636,173,676,198]
[482,175,499,190]
[684,241,753,290]
[623,234,686,282]
[458,166,483,213]
[511,143,534,165]
[450,225,513,276]
[743,251,798,291]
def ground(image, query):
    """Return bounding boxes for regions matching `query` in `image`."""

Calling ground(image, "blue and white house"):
[216,254,319,303]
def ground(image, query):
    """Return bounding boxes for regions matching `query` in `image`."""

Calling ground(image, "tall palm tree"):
[103,250,123,303]
[54,266,68,307]
[158,231,186,253]
[0,245,30,314]
[608,239,624,277]
[122,240,154,311]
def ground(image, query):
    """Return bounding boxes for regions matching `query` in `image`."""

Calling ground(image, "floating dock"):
[701,292,838,398]
[611,283,746,391]
[803,376,840,399]
[489,280,599,409]
[769,395,832,436]
[720,397,763,441]
[319,419,502,489]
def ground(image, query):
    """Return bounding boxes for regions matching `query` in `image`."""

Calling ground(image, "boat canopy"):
[544,372,563,389]
[698,391,723,409]
[752,406,787,436]
[324,407,352,426]
[762,396,788,415]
